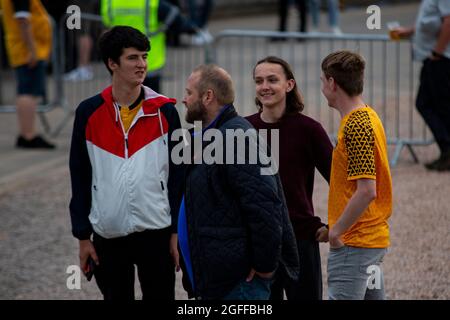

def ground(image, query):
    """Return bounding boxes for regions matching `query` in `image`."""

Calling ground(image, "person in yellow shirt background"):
[1,0,55,148]
[320,50,392,300]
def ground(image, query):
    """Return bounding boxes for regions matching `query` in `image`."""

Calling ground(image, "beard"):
[185,100,207,124]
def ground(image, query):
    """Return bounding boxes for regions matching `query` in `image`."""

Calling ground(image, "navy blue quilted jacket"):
[183,105,300,299]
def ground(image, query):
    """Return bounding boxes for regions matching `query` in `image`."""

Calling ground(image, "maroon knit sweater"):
[246,112,333,240]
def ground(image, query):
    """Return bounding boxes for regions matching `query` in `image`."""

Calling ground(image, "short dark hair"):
[253,56,304,115]
[321,50,365,97]
[98,26,150,75]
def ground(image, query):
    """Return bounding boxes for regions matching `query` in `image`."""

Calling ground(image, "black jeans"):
[270,239,323,300]
[416,57,450,154]
[92,227,175,300]
[278,0,307,32]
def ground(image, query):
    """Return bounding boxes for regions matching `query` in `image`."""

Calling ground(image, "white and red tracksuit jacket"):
[69,85,184,240]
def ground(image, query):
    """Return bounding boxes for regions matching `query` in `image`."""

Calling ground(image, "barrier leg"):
[50,108,74,137]
[38,112,51,134]
[390,140,404,167]
[406,144,419,164]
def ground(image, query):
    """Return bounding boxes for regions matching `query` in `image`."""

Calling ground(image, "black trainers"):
[16,135,56,149]
[425,151,450,171]
[436,152,450,171]
[425,157,442,170]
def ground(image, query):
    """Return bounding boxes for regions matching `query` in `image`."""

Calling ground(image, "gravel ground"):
[0,144,448,300]
[1,2,448,301]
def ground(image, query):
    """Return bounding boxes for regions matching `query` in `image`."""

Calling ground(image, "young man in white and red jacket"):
[69,26,184,300]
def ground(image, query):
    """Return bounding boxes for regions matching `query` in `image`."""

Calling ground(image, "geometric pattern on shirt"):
[344,110,376,178]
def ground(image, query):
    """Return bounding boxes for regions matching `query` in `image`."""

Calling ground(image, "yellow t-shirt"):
[328,106,392,248]
[1,0,52,67]
[120,101,142,133]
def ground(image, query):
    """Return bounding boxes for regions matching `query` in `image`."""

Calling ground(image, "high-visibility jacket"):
[101,0,165,73]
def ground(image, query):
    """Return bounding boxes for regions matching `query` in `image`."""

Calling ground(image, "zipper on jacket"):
[114,100,166,159]
[113,102,129,159]
[160,181,165,191]
[125,134,129,159]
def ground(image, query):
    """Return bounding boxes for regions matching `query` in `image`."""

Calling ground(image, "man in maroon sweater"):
[246,56,333,300]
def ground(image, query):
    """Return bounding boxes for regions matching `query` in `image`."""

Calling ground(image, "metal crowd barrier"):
[209,30,434,166]
[53,13,209,137]
[0,12,434,165]
[50,12,106,137]
[0,12,210,137]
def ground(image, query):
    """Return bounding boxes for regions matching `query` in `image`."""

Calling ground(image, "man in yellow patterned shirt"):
[320,50,392,300]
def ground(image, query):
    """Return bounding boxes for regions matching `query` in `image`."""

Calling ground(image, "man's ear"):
[202,89,214,105]
[328,76,337,91]
[108,58,118,72]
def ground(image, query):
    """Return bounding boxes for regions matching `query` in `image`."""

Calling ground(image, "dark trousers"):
[416,57,450,154]
[92,227,175,300]
[278,0,307,32]
[270,239,322,300]
[166,0,181,46]
[188,0,214,29]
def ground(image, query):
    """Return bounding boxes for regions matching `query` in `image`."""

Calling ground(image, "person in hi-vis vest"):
[101,0,197,92]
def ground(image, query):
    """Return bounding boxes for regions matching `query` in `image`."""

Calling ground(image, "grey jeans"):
[327,245,388,300]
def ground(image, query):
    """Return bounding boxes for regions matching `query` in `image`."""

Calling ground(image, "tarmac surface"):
[0,2,449,300]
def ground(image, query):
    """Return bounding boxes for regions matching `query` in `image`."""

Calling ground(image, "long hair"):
[253,56,305,114]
